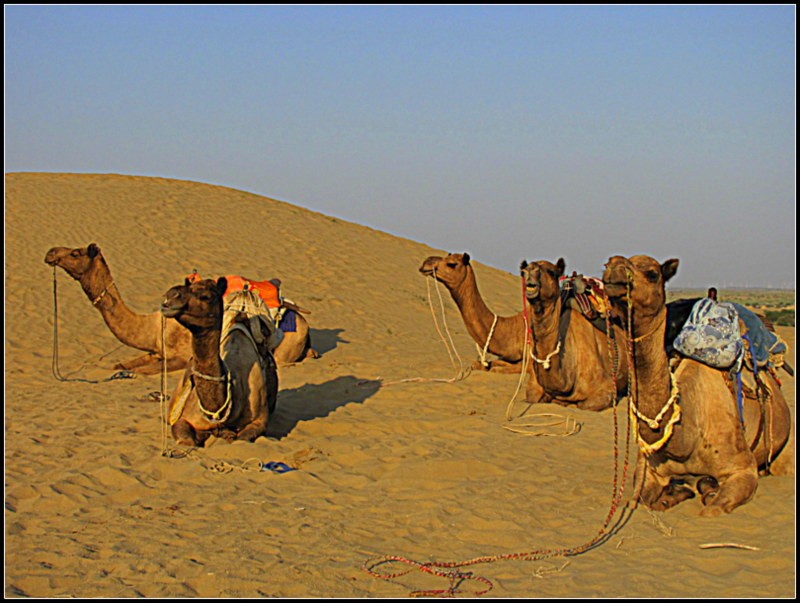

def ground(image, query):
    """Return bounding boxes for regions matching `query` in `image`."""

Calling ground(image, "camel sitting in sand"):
[602,255,791,516]
[419,252,547,403]
[520,258,627,411]
[160,276,278,446]
[44,243,317,373]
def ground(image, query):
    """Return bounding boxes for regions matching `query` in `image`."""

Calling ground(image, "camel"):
[602,255,791,516]
[44,243,317,374]
[520,258,627,411]
[419,252,547,403]
[160,276,278,446]
[419,253,530,371]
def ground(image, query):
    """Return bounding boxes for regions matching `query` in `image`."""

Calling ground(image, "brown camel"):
[419,252,547,403]
[161,277,278,446]
[520,258,627,411]
[44,243,317,373]
[602,255,791,516]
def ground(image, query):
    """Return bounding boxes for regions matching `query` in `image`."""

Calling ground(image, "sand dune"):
[4,173,795,597]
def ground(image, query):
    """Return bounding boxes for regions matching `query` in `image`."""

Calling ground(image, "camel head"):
[520,258,565,304]
[161,277,228,333]
[602,255,679,325]
[44,243,103,280]
[418,252,471,288]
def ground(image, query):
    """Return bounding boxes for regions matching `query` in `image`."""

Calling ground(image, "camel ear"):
[462,253,471,265]
[520,260,528,272]
[216,277,228,296]
[556,258,566,277]
[661,259,679,283]
[87,243,100,258]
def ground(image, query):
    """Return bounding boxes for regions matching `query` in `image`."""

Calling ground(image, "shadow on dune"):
[308,328,348,356]
[266,375,381,439]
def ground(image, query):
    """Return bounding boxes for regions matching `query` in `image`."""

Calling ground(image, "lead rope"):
[364,283,636,597]
[376,268,471,386]
[50,266,135,383]
[363,392,633,596]
[158,314,187,458]
[504,275,579,436]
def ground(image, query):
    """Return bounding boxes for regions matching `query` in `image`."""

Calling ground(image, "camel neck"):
[80,257,161,352]
[189,327,227,413]
[529,296,570,391]
[628,307,673,438]
[452,268,496,334]
[449,267,525,361]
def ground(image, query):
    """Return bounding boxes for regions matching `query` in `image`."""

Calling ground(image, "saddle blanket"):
[186,271,282,309]
[278,308,298,333]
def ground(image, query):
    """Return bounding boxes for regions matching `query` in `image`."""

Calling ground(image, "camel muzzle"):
[160,302,184,319]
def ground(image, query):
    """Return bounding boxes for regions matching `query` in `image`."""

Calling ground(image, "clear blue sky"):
[5,5,796,288]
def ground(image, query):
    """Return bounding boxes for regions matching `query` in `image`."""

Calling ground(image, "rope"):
[375,268,472,387]
[531,340,561,370]
[50,267,136,384]
[475,313,498,368]
[365,280,637,597]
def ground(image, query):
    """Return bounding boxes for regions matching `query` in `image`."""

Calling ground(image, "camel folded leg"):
[471,358,524,374]
[699,466,758,517]
[232,418,268,443]
[171,418,207,447]
[114,352,187,375]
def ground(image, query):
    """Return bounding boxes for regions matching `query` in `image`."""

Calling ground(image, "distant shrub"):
[764,309,795,327]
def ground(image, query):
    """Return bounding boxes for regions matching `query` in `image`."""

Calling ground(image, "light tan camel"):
[44,243,317,373]
[520,258,627,411]
[602,255,791,516]
[160,276,278,446]
[419,252,547,403]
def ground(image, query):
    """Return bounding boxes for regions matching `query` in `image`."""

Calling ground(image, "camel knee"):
[172,420,199,447]
[699,472,757,516]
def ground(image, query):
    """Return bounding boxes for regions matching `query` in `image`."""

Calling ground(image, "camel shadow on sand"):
[266,375,381,439]
[307,328,348,357]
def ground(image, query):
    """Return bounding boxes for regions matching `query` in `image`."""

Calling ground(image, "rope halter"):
[91,280,116,306]
[531,340,561,370]
[192,361,233,424]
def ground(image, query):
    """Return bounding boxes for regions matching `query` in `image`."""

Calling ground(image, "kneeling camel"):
[520,257,627,411]
[44,243,317,373]
[602,255,791,516]
[160,277,278,447]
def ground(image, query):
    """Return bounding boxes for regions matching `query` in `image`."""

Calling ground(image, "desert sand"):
[4,172,795,598]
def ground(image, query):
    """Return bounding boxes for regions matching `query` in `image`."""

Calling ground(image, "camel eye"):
[446,262,458,269]
[645,269,660,283]
[70,250,81,257]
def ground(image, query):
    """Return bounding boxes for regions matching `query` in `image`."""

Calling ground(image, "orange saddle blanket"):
[186,272,281,309]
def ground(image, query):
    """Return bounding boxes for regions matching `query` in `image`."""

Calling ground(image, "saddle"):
[559,273,611,332]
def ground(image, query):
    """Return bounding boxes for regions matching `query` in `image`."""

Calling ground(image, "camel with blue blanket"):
[603,255,791,516]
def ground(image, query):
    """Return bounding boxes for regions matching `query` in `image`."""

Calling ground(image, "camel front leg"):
[172,418,200,447]
[699,467,758,517]
[235,417,268,442]
[636,455,670,510]
[114,353,187,375]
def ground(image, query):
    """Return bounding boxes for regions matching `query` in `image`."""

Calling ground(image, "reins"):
[374,267,472,386]
[50,266,135,384]
[365,274,638,597]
